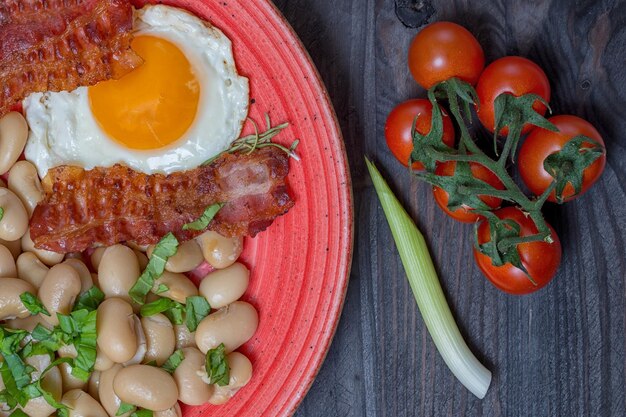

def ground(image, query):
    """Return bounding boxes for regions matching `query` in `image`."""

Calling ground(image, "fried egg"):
[24,5,249,177]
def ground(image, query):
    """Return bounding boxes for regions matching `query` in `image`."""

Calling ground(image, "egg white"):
[23,5,249,178]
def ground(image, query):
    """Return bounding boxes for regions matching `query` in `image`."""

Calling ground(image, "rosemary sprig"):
[202,114,300,166]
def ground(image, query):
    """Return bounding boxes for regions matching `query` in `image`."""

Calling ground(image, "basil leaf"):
[163,304,185,325]
[56,310,98,381]
[21,382,42,400]
[71,311,97,381]
[182,203,224,231]
[19,292,50,316]
[129,233,179,305]
[9,409,28,417]
[0,360,25,407]
[154,284,169,295]
[73,286,105,312]
[140,298,179,317]
[185,296,211,332]
[58,314,78,334]
[117,402,137,416]
[161,349,185,374]
[205,343,230,386]
[23,325,67,358]
[139,298,185,325]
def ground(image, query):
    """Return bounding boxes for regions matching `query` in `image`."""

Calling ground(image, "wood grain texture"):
[272,0,626,416]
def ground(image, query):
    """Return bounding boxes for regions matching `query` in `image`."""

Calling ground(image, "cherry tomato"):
[475,56,550,135]
[385,99,455,169]
[518,115,606,203]
[408,22,485,89]
[473,207,561,295]
[432,161,505,223]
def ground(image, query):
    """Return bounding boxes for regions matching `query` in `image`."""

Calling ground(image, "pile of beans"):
[0,112,258,416]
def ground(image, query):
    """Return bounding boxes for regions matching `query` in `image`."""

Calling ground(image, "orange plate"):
[131,0,353,415]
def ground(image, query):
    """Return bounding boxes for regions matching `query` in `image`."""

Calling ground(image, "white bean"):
[98,245,140,303]
[0,277,36,320]
[174,347,212,405]
[17,252,49,289]
[199,262,249,309]
[195,231,243,269]
[61,389,108,417]
[98,364,127,417]
[195,301,259,354]
[0,243,17,278]
[142,314,175,366]
[96,298,137,363]
[113,365,178,411]
[8,160,43,216]
[0,187,28,241]
[59,362,87,391]
[38,264,81,326]
[63,258,93,294]
[0,236,22,259]
[153,271,198,304]
[0,112,28,175]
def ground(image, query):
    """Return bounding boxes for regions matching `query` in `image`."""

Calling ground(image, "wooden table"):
[273,0,626,416]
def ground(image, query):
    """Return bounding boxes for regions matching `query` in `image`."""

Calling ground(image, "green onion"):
[365,158,491,399]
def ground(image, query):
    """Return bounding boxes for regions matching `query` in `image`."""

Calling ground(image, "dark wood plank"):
[273,0,626,416]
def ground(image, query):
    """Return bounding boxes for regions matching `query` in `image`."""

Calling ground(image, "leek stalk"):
[366,158,491,399]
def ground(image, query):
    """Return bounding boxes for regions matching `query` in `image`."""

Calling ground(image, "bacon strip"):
[0,0,141,117]
[30,148,295,253]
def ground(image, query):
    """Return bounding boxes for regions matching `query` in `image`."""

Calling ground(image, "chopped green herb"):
[23,325,67,358]
[9,409,28,417]
[140,298,185,325]
[56,310,98,381]
[73,286,105,312]
[182,203,224,231]
[0,329,34,392]
[117,402,136,416]
[140,298,179,316]
[205,343,230,386]
[129,233,179,305]
[0,207,4,222]
[19,292,50,316]
[161,349,185,374]
[185,296,211,332]
[154,284,169,295]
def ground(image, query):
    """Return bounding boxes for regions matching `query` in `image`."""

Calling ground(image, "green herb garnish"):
[19,292,50,316]
[185,296,211,332]
[140,298,185,325]
[202,114,298,165]
[129,233,179,305]
[56,309,97,381]
[161,349,185,374]
[73,286,105,312]
[205,343,230,386]
[182,203,224,231]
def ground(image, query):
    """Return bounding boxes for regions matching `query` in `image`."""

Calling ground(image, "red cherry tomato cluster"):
[385,21,607,295]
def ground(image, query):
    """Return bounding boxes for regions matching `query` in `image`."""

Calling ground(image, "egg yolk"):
[89,35,200,150]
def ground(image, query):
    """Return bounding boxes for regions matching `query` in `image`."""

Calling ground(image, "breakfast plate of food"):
[0,0,352,416]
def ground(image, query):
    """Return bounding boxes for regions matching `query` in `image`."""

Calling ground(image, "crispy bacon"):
[0,0,141,117]
[30,148,295,253]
